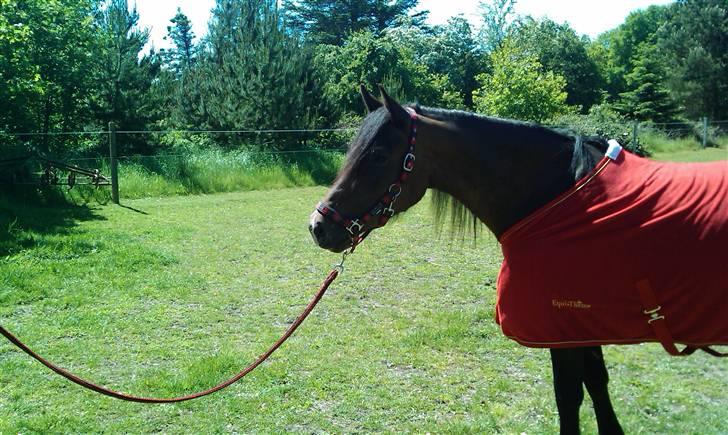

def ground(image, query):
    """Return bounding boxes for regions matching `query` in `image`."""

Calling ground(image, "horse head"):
[309,86,429,252]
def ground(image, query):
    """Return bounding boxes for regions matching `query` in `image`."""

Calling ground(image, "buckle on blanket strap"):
[635,279,727,357]
[643,306,665,324]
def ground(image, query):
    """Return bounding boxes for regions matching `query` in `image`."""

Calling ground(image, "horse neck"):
[417,113,581,237]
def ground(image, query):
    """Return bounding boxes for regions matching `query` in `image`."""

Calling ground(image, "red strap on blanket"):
[636,279,727,357]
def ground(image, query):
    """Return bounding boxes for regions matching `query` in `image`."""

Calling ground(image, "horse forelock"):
[339,108,390,178]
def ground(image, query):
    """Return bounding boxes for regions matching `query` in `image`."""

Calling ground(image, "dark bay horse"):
[308,86,726,434]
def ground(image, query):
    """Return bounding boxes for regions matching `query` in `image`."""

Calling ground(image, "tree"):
[0,0,99,151]
[314,30,456,118]
[658,0,728,120]
[282,0,426,45]
[161,8,196,76]
[0,1,40,134]
[591,5,670,100]
[178,0,327,149]
[436,17,486,108]
[473,39,570,123]
[478,0,517,52]
[616,44,680,123]
[390,16,486,109]
[512,18,604,112]
[93,0,162,153]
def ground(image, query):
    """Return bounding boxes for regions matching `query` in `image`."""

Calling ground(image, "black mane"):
[408,104,609,238]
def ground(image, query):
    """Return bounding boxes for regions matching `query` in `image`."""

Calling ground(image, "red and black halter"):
[316,108,418,245]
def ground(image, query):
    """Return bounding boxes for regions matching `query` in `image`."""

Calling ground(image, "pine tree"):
[658,0,728,120]
[162,8,196,76]
[180,0,328,149]
[616,44,680,123]
[94,0,162,152]
[282,0,424,45]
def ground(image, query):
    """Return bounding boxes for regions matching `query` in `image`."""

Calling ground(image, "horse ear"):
[378,85,409,128]
[360,84,382,113]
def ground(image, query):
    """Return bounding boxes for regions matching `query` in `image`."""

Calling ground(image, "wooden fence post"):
[702,117,708,148]
[108,122,119,204]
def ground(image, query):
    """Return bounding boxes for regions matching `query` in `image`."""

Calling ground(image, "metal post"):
[632,120,639,147]
[702,117,708,148]
[108,122,119,204]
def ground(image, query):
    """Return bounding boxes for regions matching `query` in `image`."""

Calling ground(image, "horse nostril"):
[312,222,326,240]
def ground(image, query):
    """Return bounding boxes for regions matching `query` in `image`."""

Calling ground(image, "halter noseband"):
[316,108,418,245]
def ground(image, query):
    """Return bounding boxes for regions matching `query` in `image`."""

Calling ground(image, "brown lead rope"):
[0,268,340,403]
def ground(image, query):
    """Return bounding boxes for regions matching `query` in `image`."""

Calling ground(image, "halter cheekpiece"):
[316,108,418,244]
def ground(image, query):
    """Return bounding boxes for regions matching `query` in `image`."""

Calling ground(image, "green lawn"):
[1,149,727,433]
[653,146,728,162]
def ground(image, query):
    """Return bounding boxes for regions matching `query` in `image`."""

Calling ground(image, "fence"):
[1,124,357,204]
[2,118,726,204]
[635,118,728,147]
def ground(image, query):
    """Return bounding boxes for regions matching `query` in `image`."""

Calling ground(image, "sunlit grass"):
[653,146,728,162]
[641,129,728,159]
[115,149,344,199]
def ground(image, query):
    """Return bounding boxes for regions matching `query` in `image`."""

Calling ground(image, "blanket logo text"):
[552,299,592,310]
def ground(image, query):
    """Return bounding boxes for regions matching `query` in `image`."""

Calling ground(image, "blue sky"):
[136,0,674,51]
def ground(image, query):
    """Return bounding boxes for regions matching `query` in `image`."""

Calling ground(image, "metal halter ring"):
[388,183,402,197]
[383,204,396,217]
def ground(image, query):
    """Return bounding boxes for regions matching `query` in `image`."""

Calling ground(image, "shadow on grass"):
[118,203,149,215]
[0,186,107,257]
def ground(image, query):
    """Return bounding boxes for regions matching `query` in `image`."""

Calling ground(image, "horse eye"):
[370,150,388,165]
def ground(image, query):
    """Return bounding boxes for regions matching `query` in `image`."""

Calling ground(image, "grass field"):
[653,146,728,162]
[1,149,727,433]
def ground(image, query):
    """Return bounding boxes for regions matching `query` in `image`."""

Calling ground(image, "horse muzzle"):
[309,211,353,253]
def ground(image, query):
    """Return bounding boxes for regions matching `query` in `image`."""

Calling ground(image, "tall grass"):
[639,128,728,154]
[114,149,343,200]
[1,148,344,203]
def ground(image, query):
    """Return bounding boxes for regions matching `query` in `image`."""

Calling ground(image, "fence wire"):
[3,120,726,166]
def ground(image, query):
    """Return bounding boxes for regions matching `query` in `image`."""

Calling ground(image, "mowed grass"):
[653,146,728,163]
[642,130,728,162]
[1,148,727,433]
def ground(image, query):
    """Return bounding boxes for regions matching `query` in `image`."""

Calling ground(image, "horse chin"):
[325,238,353,253]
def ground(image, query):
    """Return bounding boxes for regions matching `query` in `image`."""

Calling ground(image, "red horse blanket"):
[496,145,728,354]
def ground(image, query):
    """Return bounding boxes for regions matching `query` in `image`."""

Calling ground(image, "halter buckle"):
[403,153,415,172]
